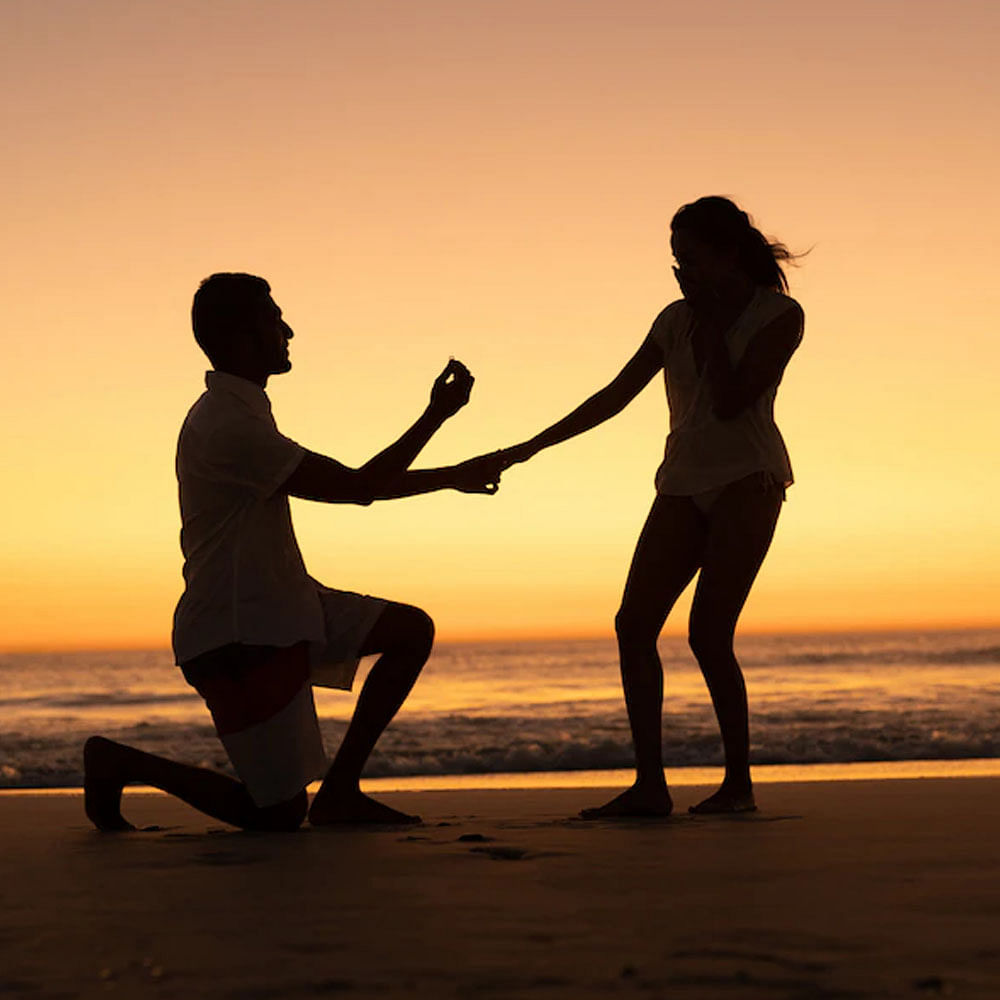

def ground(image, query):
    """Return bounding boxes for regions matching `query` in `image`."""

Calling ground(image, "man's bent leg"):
[308,602,433,825]
[84,736,308,833]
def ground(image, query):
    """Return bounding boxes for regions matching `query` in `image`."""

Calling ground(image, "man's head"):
[191,273,294,382]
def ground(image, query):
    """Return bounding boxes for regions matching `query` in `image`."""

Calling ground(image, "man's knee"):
[394,603,434,653]
[249,789,308,832]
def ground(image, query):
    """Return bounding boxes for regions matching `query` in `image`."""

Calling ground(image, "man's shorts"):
[182,642,327,808]
[180,588,386,808]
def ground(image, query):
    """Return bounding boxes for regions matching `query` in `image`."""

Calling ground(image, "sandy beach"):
[2,777,999,999]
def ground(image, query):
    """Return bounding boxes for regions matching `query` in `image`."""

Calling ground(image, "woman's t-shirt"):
[650,287,803,496]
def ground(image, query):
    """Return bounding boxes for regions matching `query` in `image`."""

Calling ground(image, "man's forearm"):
[359,408,444,480]
[366,465,460,501]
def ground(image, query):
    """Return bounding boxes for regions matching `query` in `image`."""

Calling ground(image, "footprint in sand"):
[469,845,532,861]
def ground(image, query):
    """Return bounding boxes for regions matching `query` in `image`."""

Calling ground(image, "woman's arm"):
[501,333,664,465]
[705,303,804,420]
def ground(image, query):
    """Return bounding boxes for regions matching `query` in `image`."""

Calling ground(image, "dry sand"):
[2,777,999,999]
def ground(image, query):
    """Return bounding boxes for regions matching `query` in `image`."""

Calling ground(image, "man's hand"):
[452,452,506,495]
[428,360,474,420]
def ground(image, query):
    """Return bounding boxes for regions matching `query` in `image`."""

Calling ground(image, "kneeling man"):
[85,273,502,831]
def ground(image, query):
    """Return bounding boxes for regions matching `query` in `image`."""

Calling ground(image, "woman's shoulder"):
[757,288,804,324]
[748,288,804,352]
[648,298,691,350]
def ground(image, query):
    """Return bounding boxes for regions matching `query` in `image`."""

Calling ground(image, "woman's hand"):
[494,441,538,468]
[428,359,474,420]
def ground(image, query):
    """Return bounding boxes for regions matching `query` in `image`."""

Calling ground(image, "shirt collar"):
[204,371,272,415]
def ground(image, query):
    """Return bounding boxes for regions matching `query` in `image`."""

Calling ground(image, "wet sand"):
[2,777,999,998]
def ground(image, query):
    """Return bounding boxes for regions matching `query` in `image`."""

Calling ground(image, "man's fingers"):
[440,358,471,383]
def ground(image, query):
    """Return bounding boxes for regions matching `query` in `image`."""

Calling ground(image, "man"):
[84,273,503,831]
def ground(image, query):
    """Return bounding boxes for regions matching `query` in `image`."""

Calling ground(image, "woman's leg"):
[581,495,706,818]
[687,475,782,813]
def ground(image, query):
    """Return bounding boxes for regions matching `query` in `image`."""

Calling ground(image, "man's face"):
[251,295,294,375]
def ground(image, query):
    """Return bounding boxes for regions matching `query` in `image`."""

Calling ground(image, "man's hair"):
[191,273,272,365]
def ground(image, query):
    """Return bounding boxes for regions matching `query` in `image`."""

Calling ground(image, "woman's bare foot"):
[308,785,420,826]
[580,782,673,820]
[83,736,136,832]
[688,785,756,815]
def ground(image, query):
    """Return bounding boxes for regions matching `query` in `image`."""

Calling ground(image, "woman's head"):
[669,196,795,303]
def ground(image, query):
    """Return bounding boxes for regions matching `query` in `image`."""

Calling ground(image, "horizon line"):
[3,619,998,656]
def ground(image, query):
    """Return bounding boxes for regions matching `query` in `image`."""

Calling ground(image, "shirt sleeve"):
[198,412,305,498]
[648,300,687,355]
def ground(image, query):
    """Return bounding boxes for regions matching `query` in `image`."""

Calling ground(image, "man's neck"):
[215,363,269,388]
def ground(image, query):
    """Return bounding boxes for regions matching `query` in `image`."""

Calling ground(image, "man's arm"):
[704,304,804,420]
[283,450,504,504]
[357,360,474,481]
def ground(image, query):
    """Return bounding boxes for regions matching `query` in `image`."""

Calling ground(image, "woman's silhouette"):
[497,197,804,816]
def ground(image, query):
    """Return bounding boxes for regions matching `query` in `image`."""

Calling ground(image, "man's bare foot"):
[580,783,673,820]
[688,786,756,815]
[83,736,136,832]
[308,786,420,826]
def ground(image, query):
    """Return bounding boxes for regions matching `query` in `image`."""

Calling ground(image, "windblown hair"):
[671,196,799,292]
[191,272,271,365]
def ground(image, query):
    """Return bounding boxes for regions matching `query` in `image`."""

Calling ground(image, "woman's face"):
[670,228,739,306]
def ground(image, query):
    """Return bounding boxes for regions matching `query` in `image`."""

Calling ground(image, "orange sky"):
[2,0,998,650]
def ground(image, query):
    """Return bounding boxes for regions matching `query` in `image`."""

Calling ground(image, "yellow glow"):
[2,1,998,651]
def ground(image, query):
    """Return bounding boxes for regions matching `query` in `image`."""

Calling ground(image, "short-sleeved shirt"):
[650,287,803,496]
[171,372,325,664]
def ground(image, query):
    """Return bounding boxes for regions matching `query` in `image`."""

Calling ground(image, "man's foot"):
[579,783,673,820]
[688,786,756,815]
[83,737,136,832]
[308,786,420,826]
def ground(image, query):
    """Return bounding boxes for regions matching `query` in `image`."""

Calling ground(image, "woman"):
[498,196,804,817]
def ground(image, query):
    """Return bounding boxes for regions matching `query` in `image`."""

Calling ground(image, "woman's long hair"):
[671,196,799,293]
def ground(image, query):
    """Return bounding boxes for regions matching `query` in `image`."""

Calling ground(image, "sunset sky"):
[2,0,998,650]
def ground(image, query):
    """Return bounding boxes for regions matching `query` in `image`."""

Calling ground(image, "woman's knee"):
[615,606,660,652]
[687,623,735,665]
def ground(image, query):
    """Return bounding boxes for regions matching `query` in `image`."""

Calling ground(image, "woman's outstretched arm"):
[501,333,664,465]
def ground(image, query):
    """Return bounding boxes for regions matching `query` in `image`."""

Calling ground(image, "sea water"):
[0,629,998,789]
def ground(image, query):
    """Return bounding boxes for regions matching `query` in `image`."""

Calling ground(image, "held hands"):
[452,452,508,495]
[428,359,474,420]
[451,441,540,496]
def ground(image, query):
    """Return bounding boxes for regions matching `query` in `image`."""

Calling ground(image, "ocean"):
[1,629,998,790]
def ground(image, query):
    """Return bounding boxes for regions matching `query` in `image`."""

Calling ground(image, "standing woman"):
[498,196,804,816]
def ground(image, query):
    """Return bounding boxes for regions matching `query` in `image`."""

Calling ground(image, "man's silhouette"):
[84,273,502,831]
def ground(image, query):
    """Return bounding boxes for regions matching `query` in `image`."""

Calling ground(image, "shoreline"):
[4,756,1000,797]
